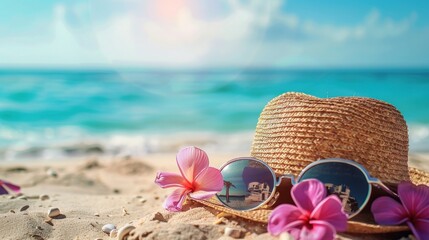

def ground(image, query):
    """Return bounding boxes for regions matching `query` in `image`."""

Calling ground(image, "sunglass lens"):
[216,158,275,210]
[298,162,370,216]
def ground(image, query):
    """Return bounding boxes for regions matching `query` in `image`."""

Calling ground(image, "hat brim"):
[193,167,428,234]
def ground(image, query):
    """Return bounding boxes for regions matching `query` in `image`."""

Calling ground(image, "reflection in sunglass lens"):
[216,159,275,210]
[299,162,370,216]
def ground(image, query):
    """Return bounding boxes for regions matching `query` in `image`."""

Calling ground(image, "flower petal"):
[303,220,336,240]
[189,190,218,200]
[1,180,20,193]
[292,179,327,214]
[176,146,209,184]
[163,188,191,212]
[155,172,189,189]
[190,167,223,199]
[409,218,429,240]
[416,204,429,220]
[398,182,429,216]
[310,195,348,232]
[371,196,408,225]
[0,186,8,195]
[268,204,303,236]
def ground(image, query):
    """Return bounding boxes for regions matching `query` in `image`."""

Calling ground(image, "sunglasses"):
[216,157,397,218]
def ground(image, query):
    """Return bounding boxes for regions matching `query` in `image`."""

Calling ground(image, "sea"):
[1,69,428,161]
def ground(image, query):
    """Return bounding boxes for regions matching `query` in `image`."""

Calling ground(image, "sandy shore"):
[0,153,427,240]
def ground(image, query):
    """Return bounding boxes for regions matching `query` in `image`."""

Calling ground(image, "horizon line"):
[1,66,429,74]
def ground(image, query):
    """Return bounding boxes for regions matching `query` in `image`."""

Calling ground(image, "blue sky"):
[0,0,428,68]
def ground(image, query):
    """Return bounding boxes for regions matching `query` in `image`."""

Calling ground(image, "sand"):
[0,153,428,240]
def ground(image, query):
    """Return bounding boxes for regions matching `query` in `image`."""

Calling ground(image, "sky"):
[0,0,428,69]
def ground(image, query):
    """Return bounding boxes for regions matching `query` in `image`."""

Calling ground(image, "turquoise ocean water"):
[1,69,428,160]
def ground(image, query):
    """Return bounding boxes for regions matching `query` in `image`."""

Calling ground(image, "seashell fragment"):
[110,229,118,238]
[224,227,243,239]
[47,207,61,218]
[117,224,135,240]
[102,223,116,234]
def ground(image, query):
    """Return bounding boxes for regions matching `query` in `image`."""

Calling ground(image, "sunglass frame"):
[217,157,397,218]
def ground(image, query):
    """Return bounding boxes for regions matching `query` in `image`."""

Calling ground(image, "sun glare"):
[155,0,187,22]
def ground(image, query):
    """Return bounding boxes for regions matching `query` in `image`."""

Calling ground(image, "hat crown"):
[251,92,409,186]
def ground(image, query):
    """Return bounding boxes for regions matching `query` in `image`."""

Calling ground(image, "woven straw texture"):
[251,92,409,186]
[194,92,429,234]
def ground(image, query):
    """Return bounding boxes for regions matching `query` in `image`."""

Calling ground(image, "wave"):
[0,130,254,161]
[1,124,429,161]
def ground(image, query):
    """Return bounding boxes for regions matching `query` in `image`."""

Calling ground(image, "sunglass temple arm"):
[369,179,399,198]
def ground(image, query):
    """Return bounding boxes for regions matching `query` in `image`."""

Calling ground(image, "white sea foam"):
[0,130,254,161]
[409,124,429,153]
[1,124,429,161]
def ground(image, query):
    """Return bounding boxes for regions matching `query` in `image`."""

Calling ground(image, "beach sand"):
[1,153,428,240]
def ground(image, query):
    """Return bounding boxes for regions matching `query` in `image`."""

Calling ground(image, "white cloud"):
[77,2,428,67]
[0,3,104,67]
[89,0,281,67]
[301,9,417,42]
[0,1,427,68]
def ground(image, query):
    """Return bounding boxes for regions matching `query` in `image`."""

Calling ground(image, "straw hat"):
[194,92,429,234]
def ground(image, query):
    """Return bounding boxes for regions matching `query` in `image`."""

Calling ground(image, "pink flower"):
[0,179,20,195]
[371,181,429,240]
[268,179,348,240]
[154,146,223,212]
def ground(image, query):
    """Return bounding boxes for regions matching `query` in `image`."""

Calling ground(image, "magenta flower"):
[371,181,429,240]
[155,146,223,212]
[268,179,348,240]
[0,179,20,195]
